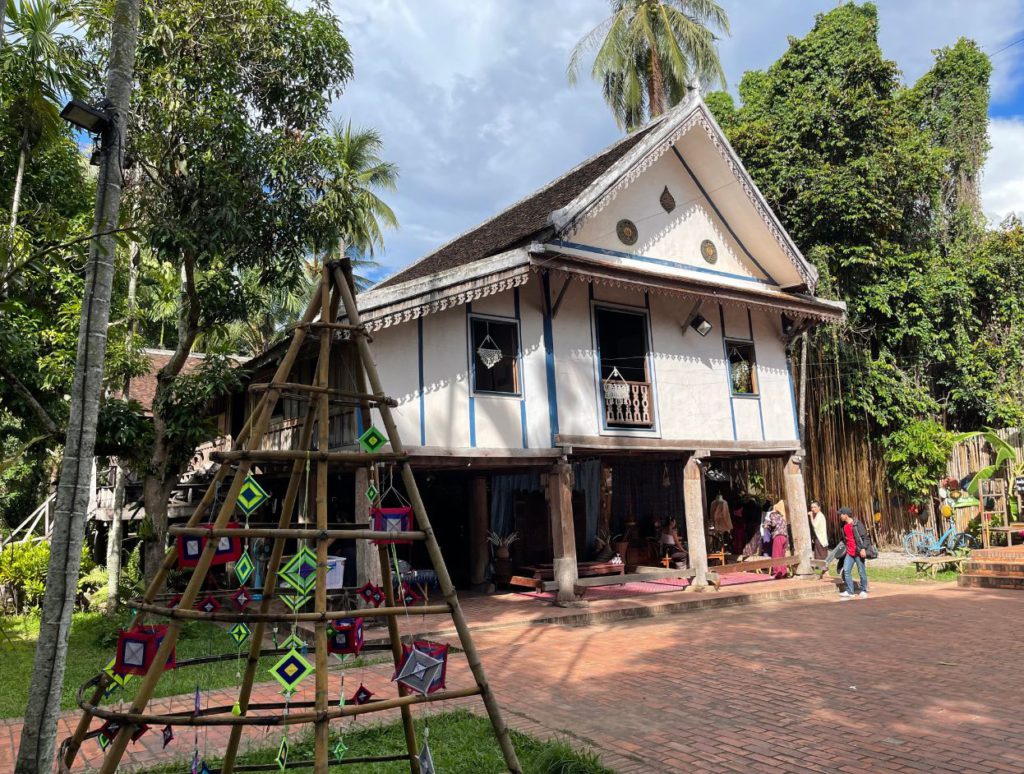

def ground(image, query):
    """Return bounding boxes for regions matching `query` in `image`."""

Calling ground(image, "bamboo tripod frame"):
[61,260,522,773]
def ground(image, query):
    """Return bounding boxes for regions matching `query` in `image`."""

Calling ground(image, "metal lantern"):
[476,333,503,369]
[603,367,630,405]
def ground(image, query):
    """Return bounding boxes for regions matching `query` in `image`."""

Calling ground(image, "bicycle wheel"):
[951,532,976,551]
[905,531,932,557]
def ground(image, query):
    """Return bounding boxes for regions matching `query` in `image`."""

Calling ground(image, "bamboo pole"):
[130,602,451,622]
[212,449,406,463]
[62,403,265,769]
[312,265,332,773]
[220,391,323,773]
[332,261,523,774]
[379,542,420,773]
[95,286,323,773]
[169,526,426,542]
[80,685,483,727]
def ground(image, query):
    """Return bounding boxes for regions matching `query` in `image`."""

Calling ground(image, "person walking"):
[809,500,829,561]
[766,501,789,579]
[838,507,869,599]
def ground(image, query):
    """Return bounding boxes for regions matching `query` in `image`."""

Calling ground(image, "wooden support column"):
[546,458,578,606]
[354,466,382,587]
[784,453,813,575]
[469,476,490,590]
[683,454,708,589]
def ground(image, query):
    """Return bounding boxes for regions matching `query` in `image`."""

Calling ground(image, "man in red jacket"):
[838,507,869,599]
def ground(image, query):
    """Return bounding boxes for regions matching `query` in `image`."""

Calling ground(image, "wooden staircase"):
[957,547,1024,590]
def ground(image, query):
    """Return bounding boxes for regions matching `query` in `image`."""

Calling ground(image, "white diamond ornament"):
[419,740,436,774]
[394,648,444,696]
[476,334,503,369]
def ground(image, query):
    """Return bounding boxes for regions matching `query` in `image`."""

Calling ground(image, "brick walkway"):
[2,581,1022,772]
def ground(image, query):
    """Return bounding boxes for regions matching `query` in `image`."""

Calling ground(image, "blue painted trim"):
[670,146,777,285]
[720,304,738,441]
[541,273,560,446]
[552,239,772,286]
[466,311,524,399]
[514,287,528,449]
[466,302,476,448]
[417,317,426,446]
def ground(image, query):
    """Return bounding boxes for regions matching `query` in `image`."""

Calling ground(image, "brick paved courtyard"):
[2,581,1021,772]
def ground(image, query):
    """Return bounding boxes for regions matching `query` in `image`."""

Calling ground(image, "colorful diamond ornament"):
[231,585,253,611]
[228,622,251,646]
[269,648,313,692]
[357,582,386,608]
[234,550,255,585]
[237,475,270,515]
[276,736,289,771]
[280,547,319,595]
[393,640,448,696]
[365,481,379,502]
[327,618,364,655]
[371,506,413,545]
[176,522,243,568]
[358,426,388,453]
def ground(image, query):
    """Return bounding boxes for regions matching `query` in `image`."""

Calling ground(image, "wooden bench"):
[522,561,626,581]
[910,555,968,578]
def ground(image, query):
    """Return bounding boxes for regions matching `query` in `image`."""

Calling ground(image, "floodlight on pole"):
[689,314,712,337]
[60,98,112,134]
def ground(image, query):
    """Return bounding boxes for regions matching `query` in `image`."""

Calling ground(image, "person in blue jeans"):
[838,507,869,599]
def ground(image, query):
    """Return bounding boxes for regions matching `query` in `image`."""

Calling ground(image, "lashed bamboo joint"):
[61,258,523,774]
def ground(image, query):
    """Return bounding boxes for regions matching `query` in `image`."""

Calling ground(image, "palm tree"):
[313,121,398,273]
[2,0,89,235]
[568,0,729,131]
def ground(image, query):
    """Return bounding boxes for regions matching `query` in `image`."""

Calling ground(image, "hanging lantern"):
[177,522,243,569]
[114,625,176,676]
[602,367,630,405]
[371,506,413,545]
[476,333,504,369]
[327,617,364,655]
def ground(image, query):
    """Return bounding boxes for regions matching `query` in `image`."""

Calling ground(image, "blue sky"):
[329,1,1024,281]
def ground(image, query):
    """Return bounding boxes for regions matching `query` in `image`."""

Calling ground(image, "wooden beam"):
[784,453,813,575]
[555,434,800,455]
[549,275,572,319]
[546,459,578,606]
[683,455,709,589]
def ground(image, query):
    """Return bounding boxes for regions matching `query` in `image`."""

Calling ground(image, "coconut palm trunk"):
[15,0,141,768]
[9,130,29,232]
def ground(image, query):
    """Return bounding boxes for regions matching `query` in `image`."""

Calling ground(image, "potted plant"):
[487,531,518,585]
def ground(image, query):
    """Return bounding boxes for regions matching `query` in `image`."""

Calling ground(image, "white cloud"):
[983,118,1024,223]
[328,1,1024,276]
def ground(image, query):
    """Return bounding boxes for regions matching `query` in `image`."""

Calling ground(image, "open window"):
[595,307,653,428]
[726,340,758,396]
[470,316,520,395]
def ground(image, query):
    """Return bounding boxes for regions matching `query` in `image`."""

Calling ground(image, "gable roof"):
[377,93,818,294]
[375,117,667,289]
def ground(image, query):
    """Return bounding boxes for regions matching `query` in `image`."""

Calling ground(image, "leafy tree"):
[0,0,89,238]
[107,0,353,581]
[704,2,1011,499]
[568,0,729,130]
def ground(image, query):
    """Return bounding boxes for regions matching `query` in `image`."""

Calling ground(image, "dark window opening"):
[726,341,758,395]
[470,317,520,394]
[595,307,652,428]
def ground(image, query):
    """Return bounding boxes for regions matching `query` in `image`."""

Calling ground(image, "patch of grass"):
[826,564,958,584]
[0,612,279,718]
[143,709,614,774]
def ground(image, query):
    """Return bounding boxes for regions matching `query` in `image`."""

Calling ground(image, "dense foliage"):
[707,3,1022,499]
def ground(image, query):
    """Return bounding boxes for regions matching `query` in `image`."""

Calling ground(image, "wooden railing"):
[604,380,653,427]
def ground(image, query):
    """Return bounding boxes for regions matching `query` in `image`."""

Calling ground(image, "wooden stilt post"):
[332,261,522,774]
[784,453,813,575]
[469,476,490,590]
[683,453,709,589]
[546,459,578,606]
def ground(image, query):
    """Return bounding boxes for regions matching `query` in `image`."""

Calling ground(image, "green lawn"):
[827,564,958,584]
[0,612,282,718]
[143,709,613,774]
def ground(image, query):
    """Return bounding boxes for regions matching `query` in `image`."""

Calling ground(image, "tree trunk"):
[105,244,139,613]
[142,473,175,585]
[649,50,664,117]
[15,0,140,767]
[9,135,27,234]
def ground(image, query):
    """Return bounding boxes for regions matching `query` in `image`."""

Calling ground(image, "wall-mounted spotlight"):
[689,314,712,337]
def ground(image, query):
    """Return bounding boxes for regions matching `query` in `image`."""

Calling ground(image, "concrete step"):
[957,573,1024,590]
[965,562,1024,576]
[970,548,1024,561]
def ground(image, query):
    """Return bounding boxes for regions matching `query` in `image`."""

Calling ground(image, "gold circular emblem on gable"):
[616,219,638,246]
[700,239,718,264]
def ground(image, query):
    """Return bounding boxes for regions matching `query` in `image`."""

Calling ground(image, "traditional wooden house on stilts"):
[235,93,845,604]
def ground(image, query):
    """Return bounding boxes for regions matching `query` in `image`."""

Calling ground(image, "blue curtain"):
[572,459,601,551]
